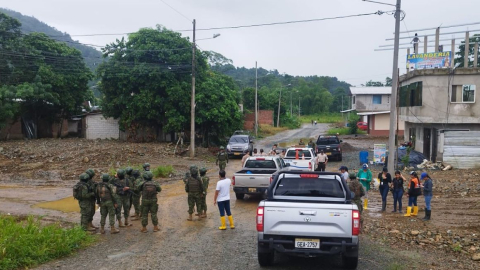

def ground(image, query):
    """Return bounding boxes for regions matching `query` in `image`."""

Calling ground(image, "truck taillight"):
[232,176,235,185]
[338,147,341,152]
[352,210,360,236]
[256,206,264,232]
[269,176,273,184]
[308,162,312,171]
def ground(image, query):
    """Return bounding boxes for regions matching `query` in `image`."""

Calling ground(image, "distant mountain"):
[0,8,103,71]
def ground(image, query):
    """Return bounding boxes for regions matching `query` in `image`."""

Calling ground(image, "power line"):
[159,0,192,23]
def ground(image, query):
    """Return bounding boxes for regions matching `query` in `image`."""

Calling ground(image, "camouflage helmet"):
[125,167,133,175]
[143,163,150,170]
[349,173,357,179]
[85,168,95,178]
[219,146,225,150]
[190,165,199,175]
[132,169,140,178]
[79,173,90,181]
[101,174,110,181]
[117,169,126,178]
[143,171,153,180]
[199,167,207,174]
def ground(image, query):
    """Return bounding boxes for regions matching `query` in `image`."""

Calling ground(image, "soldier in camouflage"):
[75,173,95,231]
[111,169,132,227]
[130,169,142,220]
[96,174,120,234]
[199,167,209,218]
[186,165,205,221]
[143,163,151,172]
[125,167,134,217]
[138,171,162,233]
[348,173,365,216]
[216,146,228,171]
[85,169,98,230]
[183,171,190,185]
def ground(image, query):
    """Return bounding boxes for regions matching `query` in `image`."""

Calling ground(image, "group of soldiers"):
[73,163,162,234]
[183,165,210,221]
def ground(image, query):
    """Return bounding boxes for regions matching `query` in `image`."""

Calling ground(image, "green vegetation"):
[152,165,175,178]
[300,113,344,124]
[386,262,405,270]
[0,215,94,270]
[258,124,289,137]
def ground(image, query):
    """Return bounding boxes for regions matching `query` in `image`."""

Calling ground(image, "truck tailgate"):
[283,159,311,170]
[234,174,270,188]
[263,201,353,238]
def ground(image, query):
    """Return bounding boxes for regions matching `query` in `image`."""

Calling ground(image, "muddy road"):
[255,123,329,151]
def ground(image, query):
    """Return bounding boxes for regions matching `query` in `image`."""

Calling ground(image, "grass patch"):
[300,113,344,124]
[258,124,289,137]
[327,127,367,135]
[152,165,175,178]
[386,262,405,270]
[0,215,94,270]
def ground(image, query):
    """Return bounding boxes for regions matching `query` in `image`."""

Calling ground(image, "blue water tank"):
[359,151,368,165]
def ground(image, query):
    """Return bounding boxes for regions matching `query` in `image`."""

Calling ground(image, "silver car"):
[227,135,253,157]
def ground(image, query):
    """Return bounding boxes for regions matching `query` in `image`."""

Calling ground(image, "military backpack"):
[142,181,157,200]
[73,182,87,200]
[218,152,227,161]
[97,182,113,201]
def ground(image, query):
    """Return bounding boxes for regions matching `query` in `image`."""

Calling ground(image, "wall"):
[353,94,391,112]
[0,119,23,140]
[244,110,274,130]
[85,114,119,140]
[443,131,480,169]
[368,113,405,136]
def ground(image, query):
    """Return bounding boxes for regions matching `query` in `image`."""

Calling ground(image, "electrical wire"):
[159,0,192,23]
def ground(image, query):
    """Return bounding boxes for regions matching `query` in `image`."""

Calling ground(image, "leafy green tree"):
[385,77,392,87]
[365,80,384,87]
[455,34,480,67]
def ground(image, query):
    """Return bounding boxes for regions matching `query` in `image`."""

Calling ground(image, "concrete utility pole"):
[465,31,470,68]
[277,88,282,127]
[387,0,401,173]
[190,19,196,158]
[255,61,258,137]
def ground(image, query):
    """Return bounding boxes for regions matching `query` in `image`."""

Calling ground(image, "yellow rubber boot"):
[218,216,227,230]
[363,199,368,210]
[412,206,419,216]
[404,207,412,217]
[228,215,235,229]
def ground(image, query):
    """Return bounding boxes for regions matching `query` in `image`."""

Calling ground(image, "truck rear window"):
[274,177,344,198]
[285,150,312,158]
[244,160,276,169]
[317,138,339,145]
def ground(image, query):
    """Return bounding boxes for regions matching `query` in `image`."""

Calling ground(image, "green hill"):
[0,8,103,71]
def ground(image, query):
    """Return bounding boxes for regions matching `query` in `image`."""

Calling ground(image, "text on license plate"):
[326,152,332,155]
[248,188,256,192]
[295,238,320,249]
[234,152,241,155]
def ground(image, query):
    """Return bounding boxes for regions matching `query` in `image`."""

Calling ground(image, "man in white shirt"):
[316,150,328,171]
[213,170,235,230]
[339,166,349,185]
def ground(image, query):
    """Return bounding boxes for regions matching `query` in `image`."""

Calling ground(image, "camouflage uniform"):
[110,169,132,226]
[138,171,162,232]
[216,147,228,171]
[75,173,95,231]
[129,170,142,219]
[183,172,190,185]
[85,169,98,229]
[348,173,366,215]
[186,165,204,219]
[200,168,210,215]
[96,174,120,234]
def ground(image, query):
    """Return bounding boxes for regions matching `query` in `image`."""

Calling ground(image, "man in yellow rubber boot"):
[357,164,372,210]
[213,170,235,230]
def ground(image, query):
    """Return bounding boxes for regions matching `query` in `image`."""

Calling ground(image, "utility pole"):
[387,0,401,173]
[255,61,258,137]
[190,19,196,158]
[298,97,301,117]
[277,88,282,127]
[290,91,293,116]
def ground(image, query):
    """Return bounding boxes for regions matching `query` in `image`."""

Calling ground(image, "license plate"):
[295,238,320,249]
[234,152,241,156]
[326,152,332,156]
[248,188,256,192]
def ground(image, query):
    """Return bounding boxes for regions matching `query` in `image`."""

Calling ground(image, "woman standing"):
[404,171,421,217]
[421,172,433,221]
[357,164,372,210]
[378,167,392,212]
[391,171,405,213]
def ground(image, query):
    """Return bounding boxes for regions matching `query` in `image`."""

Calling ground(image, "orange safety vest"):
[411,177,420,188]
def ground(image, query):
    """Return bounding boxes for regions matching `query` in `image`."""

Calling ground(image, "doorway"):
[423,128,431,160]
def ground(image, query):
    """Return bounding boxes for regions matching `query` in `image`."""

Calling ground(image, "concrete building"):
[350,87,405,136]
[399,68,480,167]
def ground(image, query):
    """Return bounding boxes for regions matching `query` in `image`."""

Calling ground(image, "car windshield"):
[229,136,248,143]
[274,177,344,198]
[317,138,339,145]
[244,160,276,169]
[285,150,312,158]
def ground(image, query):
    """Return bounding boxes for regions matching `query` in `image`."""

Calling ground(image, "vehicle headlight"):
[243,145,249,150]
[227,145,231,151]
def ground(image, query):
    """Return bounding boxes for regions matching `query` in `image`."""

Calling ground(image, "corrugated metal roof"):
[350,87,392,95]
[443,131,480,169]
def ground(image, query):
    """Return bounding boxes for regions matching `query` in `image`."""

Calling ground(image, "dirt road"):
[255,123,330,151]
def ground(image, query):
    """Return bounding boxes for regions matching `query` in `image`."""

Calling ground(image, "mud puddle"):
[33,196,81,213]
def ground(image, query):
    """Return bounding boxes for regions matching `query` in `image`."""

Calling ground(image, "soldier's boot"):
[218,216,227,230]
[88,222,98,229]
[125,217,132,227]
[203,211,207,218]
[118,218,125,227]
[404,207,412,217]
[153,225,160,232]
[412,206,419,216]
[87,224,96,232]
[140,226,148,233]
[228,215,235,229]
[131,213,139,221]
[187,214,193,221]
[111,226,120,234]
[100,225,105,234]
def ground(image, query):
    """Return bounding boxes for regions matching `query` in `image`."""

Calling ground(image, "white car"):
[283,148,317,171]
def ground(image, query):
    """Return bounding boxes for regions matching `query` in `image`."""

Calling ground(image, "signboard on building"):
[406,51,451,70]
[374,144,387,164]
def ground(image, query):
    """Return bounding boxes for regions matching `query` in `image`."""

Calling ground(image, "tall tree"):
[455,34,480,68]
[365,80,384,87]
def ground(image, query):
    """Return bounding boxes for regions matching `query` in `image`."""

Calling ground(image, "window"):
[244,160,276,168]
[352,96,356,104]
[285,150,312,158]
[399,82,422,107]
[451,85,475,103]
[372,95,382,104]
[274,177,344,198]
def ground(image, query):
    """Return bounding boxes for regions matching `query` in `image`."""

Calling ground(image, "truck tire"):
[257,251,274,266]
[338,155,343,161]
[235,193,245,200]
[342,246,359,269]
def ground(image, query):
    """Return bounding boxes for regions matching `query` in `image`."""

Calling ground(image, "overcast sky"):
[2,0,478,86]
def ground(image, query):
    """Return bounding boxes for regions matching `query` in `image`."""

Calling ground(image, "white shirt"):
[341,172,349,183]
[317,153,328,162]
[216,178,231,202]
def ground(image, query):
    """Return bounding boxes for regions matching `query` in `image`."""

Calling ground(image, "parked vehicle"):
[256,171,359,269]
[283,148,317,171]
[357,121,368,131]
[227,135,254,157]
[316,135,342,161]
[233,156,287,200]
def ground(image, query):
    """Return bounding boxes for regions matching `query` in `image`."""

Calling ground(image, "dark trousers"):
[317,162,326,172]
[408,195,418,206]
[393,189,403,211]
[217,200,231,217]
[379,185,389,202]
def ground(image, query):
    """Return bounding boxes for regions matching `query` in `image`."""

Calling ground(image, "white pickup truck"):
[282,148,317,171]
[256,171,359,269]
[232,156,287,200]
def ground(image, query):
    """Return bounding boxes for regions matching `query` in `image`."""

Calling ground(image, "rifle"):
[113,179,134,196]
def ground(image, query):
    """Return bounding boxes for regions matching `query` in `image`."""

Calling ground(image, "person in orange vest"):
[404,171,422,217]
